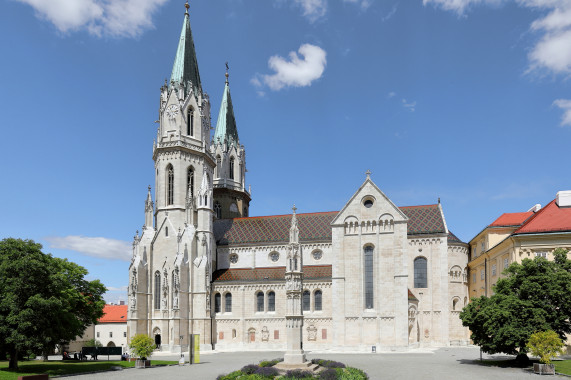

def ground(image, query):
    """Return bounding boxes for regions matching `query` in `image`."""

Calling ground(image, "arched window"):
[302,290,310,311]
[364,246,374,309]
[154,272,161,309]
[187,108,194,136]
[225,293,232,312]
[214,202,222,219]
[165,226,168,237]
[256,291,264,312]
[214,293,221,313]
[187,167,194,198]
[243,207,248,217]
[216,155,221,178]
[414,257,428,288]
[229,157,235,180]
[268,291,275,312]
[167,164,174,205]
[314,290,322,311]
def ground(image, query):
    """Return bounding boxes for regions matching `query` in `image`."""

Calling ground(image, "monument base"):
[282,352,306,365]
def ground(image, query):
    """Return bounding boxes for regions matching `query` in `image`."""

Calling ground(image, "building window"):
[225,293,232,312]
[214,202,222,219]
[492,264,497,276]
[364,245,374,308]
[214,293,221,313]
[109,332,113,338]
[229,157,235,180]
[256,291,264,312]
[97,332,100,338]
[268,291,275,312]
[187,167,194,198]
[535,251,547,258]
[154,272,161,309]
[472,273,476,283]
[481,241,485,252]
[503,257,509,269]
[314,290,322,311]
[414,257,428,288]
[480,269,485,280]
[165,226,168,237]
[167,164,174,205]
[216,156,221,178]
[243,206,248,217]
[124,332,127,338]
[303,290,310,311]
[187,108,194,136]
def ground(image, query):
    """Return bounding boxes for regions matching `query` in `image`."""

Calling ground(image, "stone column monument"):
[283,205,306,365]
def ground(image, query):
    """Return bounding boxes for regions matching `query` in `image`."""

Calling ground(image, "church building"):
[128,3,470,353]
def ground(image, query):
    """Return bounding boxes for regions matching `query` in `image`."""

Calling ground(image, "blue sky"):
[1,0,570,303]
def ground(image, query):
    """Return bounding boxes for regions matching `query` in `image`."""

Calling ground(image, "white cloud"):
[402,98,417,112]
[294,0,327,22]
[422,0,501,15]
[14,0,168,37]
[343,0,373,10]
[46,235,131,261]
[381,3,399,22]
[259,44,327,91]
[387,91,397,98]
[553,99,571,127]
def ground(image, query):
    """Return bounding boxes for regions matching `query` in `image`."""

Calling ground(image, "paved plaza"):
[68,346,566,379]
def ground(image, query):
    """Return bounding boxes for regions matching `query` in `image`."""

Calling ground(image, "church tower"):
[129,1,215,352]
[211,67,250,219]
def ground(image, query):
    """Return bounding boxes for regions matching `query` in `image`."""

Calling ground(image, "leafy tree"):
[460,248,571,355]
[0,238,106,369]
[84,339,103,347]
[129,334,156,360]
[527,330,565,364]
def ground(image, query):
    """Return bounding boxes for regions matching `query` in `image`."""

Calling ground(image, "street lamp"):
[180,335,183,358]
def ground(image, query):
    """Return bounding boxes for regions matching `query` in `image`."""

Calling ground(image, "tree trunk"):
[8,348,19,370]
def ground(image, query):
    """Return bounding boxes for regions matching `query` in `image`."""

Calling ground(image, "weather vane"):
[225,62,230,83]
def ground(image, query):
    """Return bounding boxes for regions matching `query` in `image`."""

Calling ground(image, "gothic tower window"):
[154,271,161,309]
[216,155,221,178]
[268,291,275,312]
[187,108,194,136]
[167,164,174,205]
[314,290,322,311]
[225,293,232,312]
[364,245,374,309]
[229,157,235,180]
[214,293,221,313]
[303,290,310,311]
[214,202,222,219]
[414,257,428,288]
[256,291,264,312]
[187,167,194,198]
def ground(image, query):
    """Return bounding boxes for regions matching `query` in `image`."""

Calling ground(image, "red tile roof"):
[214,204,452,246]
[213,265,332,283]
[408,289,418,302]
[489,212,533,227]
[98,305,127,323]
[514,199,571,234]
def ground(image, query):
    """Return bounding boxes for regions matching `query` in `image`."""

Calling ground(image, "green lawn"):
[0,360,178,379]
[474,358,571,375]
[554,360,571,376]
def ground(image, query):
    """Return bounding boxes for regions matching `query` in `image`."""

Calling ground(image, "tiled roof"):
[214,212,336,245]
[214,204,447,246]
[400,204,446,235]
[98,305,127,323]
[408,289,418,302]
[514,199,571,234]
[213,265,332,283]
[489,212,533,227]
[447,231,464,244]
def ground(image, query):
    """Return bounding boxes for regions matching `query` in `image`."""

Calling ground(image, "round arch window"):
[364,199,374,208]
[229,254,239,264]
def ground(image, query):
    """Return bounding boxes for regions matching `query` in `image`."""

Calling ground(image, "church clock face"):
[166,104,179,120]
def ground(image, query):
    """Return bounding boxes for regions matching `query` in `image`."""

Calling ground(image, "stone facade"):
[128,5,470,353]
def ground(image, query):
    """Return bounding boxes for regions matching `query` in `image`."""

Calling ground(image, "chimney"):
[119,300,125,305]
[556,191,571,208]
[527,204,541,212]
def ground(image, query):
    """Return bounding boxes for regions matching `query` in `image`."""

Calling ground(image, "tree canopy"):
[460,248,571,355]
[0,238,106,369]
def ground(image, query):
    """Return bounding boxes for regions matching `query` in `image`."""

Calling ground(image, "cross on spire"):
[365,170,371,179]
[292,204,297,214]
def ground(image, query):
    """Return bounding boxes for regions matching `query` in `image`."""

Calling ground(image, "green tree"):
[460,248,571,355]
[0,238,106,369]
[129,334,156,360]
[84,339,103,347]
[527,330,565,364]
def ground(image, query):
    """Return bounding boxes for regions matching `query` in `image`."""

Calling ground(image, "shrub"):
[255,366,280,378]
[129,334,155,360]
[319,368,338,380]
[527,330,565,365]
[241,364,260,375]
[338,367,369,380]
[259,359,281,367]
[216,370,243,380]
[284,369,314,379]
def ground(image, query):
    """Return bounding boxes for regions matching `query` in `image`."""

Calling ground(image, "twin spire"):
[214,63,239,148]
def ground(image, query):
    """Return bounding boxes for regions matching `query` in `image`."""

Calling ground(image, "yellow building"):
[468,190,571,299]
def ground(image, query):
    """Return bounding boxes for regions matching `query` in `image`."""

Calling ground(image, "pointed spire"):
[214,64,239,148]
[170,1,202,97]
[289,204,299,244]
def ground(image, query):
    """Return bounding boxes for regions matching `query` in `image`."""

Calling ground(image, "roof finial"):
[185,0,189,14]
[438,197,441,204]
[365,169,371,179]
[225,61,229,84]
[292,204,297,214]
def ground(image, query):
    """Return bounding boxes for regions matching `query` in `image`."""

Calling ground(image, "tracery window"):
[167,164,174,205]
[314,290,322,311]
[225,293,232,312]
[256,291,264,312]
[268,291,275,312]
[414,257,428,288]
[216,156,221,178]
[187,108,194,136]
[303,290,310,311]
[187,167,194,198]
[214,293,221,313]
[214,202,222,219]
[364,245,374,309]
[229,157,235,180]
[154,272,161,309]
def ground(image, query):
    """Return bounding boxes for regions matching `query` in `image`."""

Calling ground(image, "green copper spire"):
[169,2,202,96]
[214,67,239,147]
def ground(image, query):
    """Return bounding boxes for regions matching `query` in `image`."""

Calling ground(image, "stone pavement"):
[67,347,565,379]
